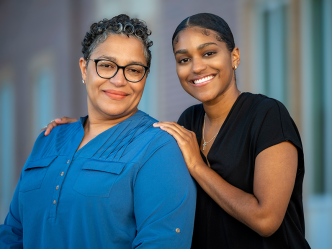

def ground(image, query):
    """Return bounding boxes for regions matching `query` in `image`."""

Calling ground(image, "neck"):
[85,107,138,136]
[203,87,241,125]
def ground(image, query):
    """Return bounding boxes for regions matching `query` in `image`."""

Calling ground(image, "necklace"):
[202,114,219,151]
[202,91,242,151]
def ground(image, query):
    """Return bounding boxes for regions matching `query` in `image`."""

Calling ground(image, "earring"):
[233,65,238,70]
[82,79,85,84]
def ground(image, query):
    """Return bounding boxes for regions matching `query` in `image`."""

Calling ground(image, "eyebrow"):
[197,42,218,50]
[97,55,117,61]
[97,55,146,66]
[174,42,218,55]
[174,49,188,56]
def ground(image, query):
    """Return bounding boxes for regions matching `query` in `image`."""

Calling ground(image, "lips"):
[189,74,215,86]
[103,89,129,100]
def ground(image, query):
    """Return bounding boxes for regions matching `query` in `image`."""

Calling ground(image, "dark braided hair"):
[82,14,153,68]
[172,13,235,53]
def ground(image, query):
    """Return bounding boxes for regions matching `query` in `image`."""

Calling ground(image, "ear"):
[79,57,87,81]
[231,47,240,68]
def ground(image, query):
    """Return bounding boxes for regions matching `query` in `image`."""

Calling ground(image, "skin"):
[43,27,298,237]
[43,35,148,149]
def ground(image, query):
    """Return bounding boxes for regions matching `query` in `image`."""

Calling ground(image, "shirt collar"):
[79,110,147,126]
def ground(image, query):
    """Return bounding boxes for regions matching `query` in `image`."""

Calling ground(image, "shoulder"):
[242,93,290,119]
[242,94,303,155]
[27,121,81,162]
[177,104,203,128]
[178,104,203,121]
[124,115,183,167]
[142,114,178,145]
[125,111,178,150]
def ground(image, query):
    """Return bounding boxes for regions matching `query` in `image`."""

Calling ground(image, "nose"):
[109,68,127,87]
[192,57,207,74]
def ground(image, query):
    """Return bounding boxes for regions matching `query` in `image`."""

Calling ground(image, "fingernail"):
[55,118,61,122]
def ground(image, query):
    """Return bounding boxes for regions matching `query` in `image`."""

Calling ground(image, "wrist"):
[188,159,207,175]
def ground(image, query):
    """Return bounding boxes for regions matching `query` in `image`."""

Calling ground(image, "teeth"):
[193,75,214,84]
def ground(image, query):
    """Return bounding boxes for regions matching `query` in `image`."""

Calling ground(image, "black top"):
[178,93,310,249]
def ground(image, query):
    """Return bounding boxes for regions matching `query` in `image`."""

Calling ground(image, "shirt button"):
[56,185,59,190]
[175,228,180,233]
[60,172,64,176]
[67,160,70,164]
[53,200,56,205]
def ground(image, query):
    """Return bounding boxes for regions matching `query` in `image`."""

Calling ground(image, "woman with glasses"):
[0,14,196,249]
[43,13,310,249]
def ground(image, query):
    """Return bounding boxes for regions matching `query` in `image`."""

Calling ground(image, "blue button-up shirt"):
[0,111,196,249]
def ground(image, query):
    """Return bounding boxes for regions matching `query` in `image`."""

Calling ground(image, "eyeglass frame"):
[87,58,149,83]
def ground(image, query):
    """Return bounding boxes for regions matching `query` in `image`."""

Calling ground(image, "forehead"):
[173,27,224,50]
[92,34,146,63]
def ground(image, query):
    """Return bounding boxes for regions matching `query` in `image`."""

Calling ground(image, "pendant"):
[203,142,207,151]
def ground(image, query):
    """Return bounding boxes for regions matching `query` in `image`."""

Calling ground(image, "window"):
[259,2,289,106]
[28,51,56,142]
[0,80,15,220]
[138,45,159,118]
[306,0,332,194]
[321,0,332,194]
[311,0,325,194]
[32,67,55,139]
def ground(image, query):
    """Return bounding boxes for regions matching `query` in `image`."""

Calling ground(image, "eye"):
[99,62,115,68]
[129,68,142,74]
[203,51,216,57]
[179,58,190,64]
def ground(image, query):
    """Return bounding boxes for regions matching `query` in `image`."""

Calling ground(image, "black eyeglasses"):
[88,59,149,83]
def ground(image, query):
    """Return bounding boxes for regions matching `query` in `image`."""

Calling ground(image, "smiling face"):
[80,34,148,120]
[173,27,240,104]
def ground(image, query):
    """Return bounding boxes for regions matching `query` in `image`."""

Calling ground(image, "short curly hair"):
[82,14,153,68]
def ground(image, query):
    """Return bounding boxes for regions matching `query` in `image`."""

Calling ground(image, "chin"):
[187,91,215,103]
[97,104,128,118]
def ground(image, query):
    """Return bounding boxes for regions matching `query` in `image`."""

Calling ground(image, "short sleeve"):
[253,99,303,160]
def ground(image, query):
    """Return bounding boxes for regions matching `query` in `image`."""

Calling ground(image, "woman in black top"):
[153,13,310,249]
[44,13,310,248]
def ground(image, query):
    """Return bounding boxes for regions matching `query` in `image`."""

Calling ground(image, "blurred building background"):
[0,0,331,247]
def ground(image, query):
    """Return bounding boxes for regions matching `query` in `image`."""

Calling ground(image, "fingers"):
[43,116,78,136]
[153,121,186,134]
[54,117,78,124]
[44,120,58,136]
[153,121,194,146]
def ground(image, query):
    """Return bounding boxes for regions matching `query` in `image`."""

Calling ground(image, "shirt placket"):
[49,157,74,219]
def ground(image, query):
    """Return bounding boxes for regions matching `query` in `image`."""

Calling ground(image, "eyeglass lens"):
[96,60,145,82]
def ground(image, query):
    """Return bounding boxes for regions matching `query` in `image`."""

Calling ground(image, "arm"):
[0,176,23,249]
[41,117,78,136]
[132,139,196,248]
[191,141,297,237]
[153,122,297,237]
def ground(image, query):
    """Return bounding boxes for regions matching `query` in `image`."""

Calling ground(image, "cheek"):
[132,82,146,97]
[176,65,190,83]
